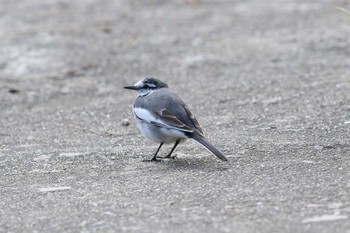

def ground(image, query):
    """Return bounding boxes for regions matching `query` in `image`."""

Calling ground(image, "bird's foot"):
[142,158,163,162]
[158,154,177,160]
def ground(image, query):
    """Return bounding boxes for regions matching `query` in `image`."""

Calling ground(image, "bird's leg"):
[159,139,180,159]
[143,142,163,162]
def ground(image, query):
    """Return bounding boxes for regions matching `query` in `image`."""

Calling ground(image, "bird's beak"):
[124,85,138,90]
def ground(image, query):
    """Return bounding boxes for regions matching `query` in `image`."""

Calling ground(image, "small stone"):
[102,27,112,33]
[121,119,130,126]
[9,88,20,94]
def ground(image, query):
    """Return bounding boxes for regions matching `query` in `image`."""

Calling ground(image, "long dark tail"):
[191,134,228,161]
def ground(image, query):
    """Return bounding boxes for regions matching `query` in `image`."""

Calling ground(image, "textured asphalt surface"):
[1,0,350,232]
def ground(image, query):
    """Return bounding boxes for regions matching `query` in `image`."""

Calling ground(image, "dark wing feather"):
[154,107,203,135]
[154,109,194,132]
[182,105,204,135]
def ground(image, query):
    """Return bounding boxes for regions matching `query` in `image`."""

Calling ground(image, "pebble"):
[121,118,130,126]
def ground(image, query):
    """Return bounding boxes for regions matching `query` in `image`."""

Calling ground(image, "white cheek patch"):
[134,80,144,88]
[137,89,152,97]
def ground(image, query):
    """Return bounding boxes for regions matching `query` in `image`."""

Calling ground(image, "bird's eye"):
[144,84,155,89]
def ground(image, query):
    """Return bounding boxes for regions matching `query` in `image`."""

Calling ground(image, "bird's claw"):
[142,158,163,162]
[158,155,177,160]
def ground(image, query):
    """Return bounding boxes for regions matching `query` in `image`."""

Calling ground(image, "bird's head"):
[124,77,168,96]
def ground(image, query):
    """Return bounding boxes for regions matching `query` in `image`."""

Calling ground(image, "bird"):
[124,77,228,162]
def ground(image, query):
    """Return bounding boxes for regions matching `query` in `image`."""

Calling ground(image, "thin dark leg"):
[144,142,163,162]
[160,139,181,159]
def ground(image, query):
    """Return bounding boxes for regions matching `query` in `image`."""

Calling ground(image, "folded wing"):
[134,106,203,135]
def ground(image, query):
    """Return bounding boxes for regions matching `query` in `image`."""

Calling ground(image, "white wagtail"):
[124,77,228,162]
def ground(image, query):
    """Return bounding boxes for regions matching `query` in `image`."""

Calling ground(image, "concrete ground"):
[1,0,350,232]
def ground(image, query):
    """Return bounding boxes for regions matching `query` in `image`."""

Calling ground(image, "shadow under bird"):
[124,77,228,162]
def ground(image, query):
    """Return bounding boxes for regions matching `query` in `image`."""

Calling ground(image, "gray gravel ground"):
[1,0,350,232]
